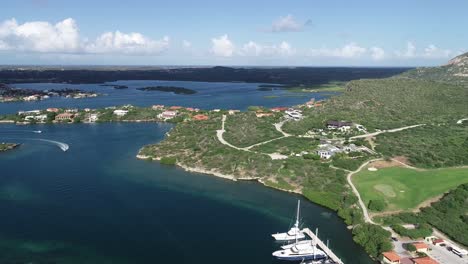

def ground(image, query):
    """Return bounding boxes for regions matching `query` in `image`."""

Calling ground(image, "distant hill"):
[399,52,468,86]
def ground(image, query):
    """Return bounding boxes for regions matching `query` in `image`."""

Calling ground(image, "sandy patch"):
[374,184,397,197]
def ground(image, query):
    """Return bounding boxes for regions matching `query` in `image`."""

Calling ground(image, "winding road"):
[350,124,425,140]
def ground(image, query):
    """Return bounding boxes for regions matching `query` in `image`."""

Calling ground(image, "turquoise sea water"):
[0,123,374,264]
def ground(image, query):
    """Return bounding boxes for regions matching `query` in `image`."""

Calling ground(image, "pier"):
[302,228,344,264]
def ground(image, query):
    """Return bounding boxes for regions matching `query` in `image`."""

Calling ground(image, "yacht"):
[272,200,306,241]
[281,239,314,250]
[272,241,327,261]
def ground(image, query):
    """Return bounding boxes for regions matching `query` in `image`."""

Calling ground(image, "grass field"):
[353,167,468,211]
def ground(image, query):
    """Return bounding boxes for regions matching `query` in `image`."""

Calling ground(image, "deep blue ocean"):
[0,80,374,263]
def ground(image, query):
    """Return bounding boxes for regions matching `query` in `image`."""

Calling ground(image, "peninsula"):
[136,86,197,94]
[0,143,19,152]
[0,83,99,103]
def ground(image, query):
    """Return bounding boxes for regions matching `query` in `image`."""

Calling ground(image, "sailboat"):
[271,200,306,241]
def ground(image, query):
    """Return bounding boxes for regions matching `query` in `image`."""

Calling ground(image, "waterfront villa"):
[113,110,129,116]
[18,110,41,115]
[88,113,99,122]
[382,251,401,264]
[316,144,342,159]
[25,114,47,122]
[55,113,74,122]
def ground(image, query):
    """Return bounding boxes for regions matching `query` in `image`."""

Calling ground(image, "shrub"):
[368,199,387,211]
[160,156,177,165]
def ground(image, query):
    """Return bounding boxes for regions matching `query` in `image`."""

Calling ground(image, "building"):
[169,106,182,110]
[25,115,46,122]
[382,251,401,264]
[46,108,60,113]
[192,114,209,121]
[411,256,438,264]
[285,109,303,120]
[66,108,78,113]
[152,105,165,110]
[212,109,221,112]
[327,120,352,131]
[18,110,41,115]
[412,242,429,253]
[228,110,240,115]
[271,107,288,112]
[316,144,342,159]
[159,110,178,120]
[305,98,315,108]
[88,113,99,122]
[113,110,129,117]
[55,113,74,122]
[343,143,359,153]
[256,112,274,118]
[185,107,199,112]
[23,95,39,101]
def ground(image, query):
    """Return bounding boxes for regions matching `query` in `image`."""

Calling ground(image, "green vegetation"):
[382,184,468,246]
[352,224,392,258]
[251,137,318,155]
[223,112,282,148]
[368,199,387,212]
[332,153,372,171]
[375,124,468,168]
[160,156,177,165]
[283,78,467,135]
[391,224,432,239]
[288,81,346,93]
[354,167,468,211]
[0,143,18,152]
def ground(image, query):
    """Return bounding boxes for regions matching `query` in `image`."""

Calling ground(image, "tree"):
[368,199,387,211]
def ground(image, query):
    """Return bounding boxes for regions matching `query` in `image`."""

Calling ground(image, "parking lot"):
[426,243,468,264]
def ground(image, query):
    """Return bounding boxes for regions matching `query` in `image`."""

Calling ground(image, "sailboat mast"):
[295,200,300,228]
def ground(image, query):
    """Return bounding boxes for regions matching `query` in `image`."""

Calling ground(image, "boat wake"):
[36,139,69,151]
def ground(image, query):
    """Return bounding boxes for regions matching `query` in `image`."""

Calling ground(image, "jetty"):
[301,228,344,264]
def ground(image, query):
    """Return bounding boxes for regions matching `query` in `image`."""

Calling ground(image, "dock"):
[301,228,344,264]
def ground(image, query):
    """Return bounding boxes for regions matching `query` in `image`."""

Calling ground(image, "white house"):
[285,109,303,120]
[113,110,129,117]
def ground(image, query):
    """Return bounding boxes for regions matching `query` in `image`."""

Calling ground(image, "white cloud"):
[211,34,234,57]
[309,43,367,58]
[240,41,295,57]
[270,15,304,32]
[0,18,80,53]
[370,47,385,60]
[423,44,452,58]
[0,18,170,55]
[85,32,169,55]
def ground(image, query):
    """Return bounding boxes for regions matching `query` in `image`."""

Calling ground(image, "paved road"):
[350,124,425,139]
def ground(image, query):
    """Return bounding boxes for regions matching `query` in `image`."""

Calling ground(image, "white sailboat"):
[271,200,306,241]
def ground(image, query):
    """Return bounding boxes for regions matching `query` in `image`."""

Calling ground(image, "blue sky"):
[0,0,467,66]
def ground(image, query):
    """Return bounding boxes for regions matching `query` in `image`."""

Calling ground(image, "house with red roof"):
[382,251,401,264]
[411,256,438,264]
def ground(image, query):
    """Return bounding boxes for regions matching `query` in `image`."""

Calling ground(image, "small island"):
[0,143,19,152]
[0,83,99,103]
[136,86,197,95]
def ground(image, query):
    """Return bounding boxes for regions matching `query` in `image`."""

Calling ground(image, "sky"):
[0,0,467,66]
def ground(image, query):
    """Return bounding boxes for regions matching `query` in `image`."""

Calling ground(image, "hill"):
[399,52,468,86]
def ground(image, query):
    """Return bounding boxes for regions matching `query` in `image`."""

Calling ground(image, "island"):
[0,53,467,262]
[0,143,19,152]
[136,86,197,95]
[0,83,99,103]
[99,84,129,89]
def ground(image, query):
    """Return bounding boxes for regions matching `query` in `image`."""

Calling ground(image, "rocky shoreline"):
[0,143,20,152]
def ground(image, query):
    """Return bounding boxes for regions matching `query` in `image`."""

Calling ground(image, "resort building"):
[88,114,99,122]
[382,251,401,264]
[55,113,74,122]
[113,110,129,116]
[285,109,303,120]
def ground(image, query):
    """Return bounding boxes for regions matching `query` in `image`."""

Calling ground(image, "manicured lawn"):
[353,167,468,211]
